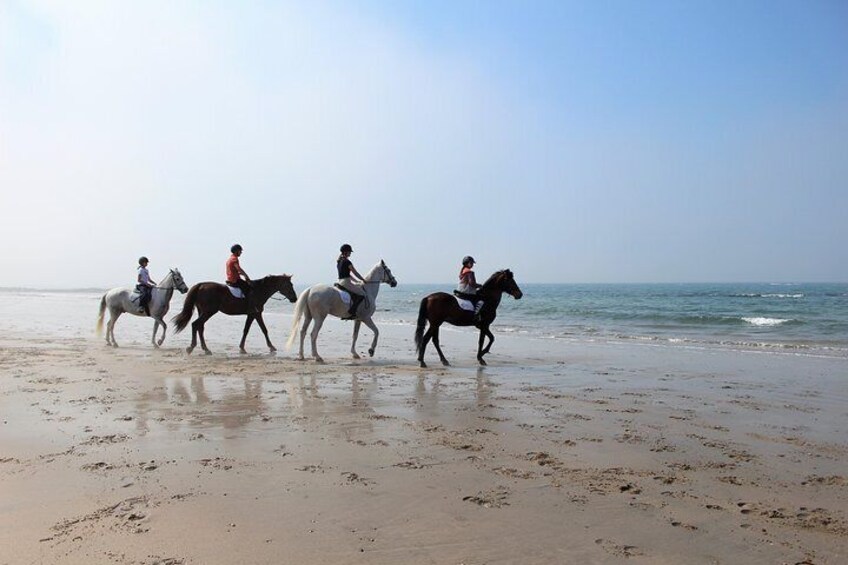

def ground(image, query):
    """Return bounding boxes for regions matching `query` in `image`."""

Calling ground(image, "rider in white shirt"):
[137,256,157,316]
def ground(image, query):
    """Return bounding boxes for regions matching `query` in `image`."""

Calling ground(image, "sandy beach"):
[1,292,846,564]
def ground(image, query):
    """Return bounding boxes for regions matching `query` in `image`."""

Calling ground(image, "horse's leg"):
[432,325,450,366]
[108,310,122,347]
[239,315,254,354]
[481,327,495,355]
[197,313,213,354]
[361,317,379,358]
[309,315,326,364]
[418,325,434,368]
[187,315,199,354]
[151,318,161,347]
[350,320,362,359]
[157,319,167,347]
[477,326,495,365]
[254,313,276,354]
[104,311,114,346]
[298,310,313,361]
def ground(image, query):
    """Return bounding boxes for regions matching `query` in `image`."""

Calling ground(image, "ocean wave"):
[731,293,804,299]
[741,317,792,327]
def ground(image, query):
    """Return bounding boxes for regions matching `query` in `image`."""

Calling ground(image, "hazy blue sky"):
[2,0,846,287]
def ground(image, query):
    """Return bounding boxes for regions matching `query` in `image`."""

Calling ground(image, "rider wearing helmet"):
[456,255,483,323]
[137,256,157,316]
[226,244,255,311]
[337,244,366,319]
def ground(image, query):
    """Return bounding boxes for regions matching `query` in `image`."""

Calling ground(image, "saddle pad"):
[335,287,352,306]
[227,286,244,299]
[455,296,474,312]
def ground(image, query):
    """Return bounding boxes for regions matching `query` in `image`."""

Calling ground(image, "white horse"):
[96,269,189,348]
[286,260,397,363]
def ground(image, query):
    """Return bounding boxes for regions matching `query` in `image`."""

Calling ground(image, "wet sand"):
[1,294,847,564]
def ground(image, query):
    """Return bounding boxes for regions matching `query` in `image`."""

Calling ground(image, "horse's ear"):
[381,259,385,266]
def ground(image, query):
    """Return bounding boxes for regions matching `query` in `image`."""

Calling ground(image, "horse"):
[172,275,297,355]
[96,269,189,348]
[415,269,523,367]
[286,260,397,363]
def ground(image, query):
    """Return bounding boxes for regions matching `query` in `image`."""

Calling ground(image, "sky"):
[1,0,846,287]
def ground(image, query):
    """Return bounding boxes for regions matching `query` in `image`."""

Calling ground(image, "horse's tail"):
[285,288,310,350]
[95,294,107,336]
[172,284,199,333]
[414,297,429,354]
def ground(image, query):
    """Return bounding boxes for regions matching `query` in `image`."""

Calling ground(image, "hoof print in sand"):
[463,487,510,508]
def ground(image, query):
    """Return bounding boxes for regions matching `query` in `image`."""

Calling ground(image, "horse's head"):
[272,274,298,302]
[170,268,189,294]
[487,269,522,299]
[380,260,398,288]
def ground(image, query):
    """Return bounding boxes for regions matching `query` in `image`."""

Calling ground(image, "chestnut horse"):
[172,275,297,355]
[415,269,523,367]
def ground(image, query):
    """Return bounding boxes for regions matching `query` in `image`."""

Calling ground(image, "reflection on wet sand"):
[127,367,503,445]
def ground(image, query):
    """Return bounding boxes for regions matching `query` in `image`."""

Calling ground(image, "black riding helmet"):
[231,244,243,254]
[462,255,475,266]
[340,244,353,253]
[138,256,149,265]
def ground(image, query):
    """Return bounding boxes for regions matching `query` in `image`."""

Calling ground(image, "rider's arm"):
[350,265,364,282]
[237,265,251,281]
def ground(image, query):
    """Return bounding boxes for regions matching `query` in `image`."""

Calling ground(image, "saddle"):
[225,284,245,299]
[335,284,365,320]
[453,290,480,304]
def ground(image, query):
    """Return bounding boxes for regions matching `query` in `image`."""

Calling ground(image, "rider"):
[337,243,366,319]
[226,244,255,311]
[137,256,157,316]
[456,255,483,323]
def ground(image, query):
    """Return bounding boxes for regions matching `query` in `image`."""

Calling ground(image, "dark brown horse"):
[172,275,297,355]
[415,269,523,367]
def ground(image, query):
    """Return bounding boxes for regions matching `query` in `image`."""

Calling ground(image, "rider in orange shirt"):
[226,244,254,310]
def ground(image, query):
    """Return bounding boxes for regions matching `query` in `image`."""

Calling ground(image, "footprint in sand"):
[462,486,510,508]
[594,538,643,558]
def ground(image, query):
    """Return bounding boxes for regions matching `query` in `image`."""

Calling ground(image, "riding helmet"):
[138,256,149,265]
[340,244,353,253]
[462,256,475,266]
[231,244,243,253]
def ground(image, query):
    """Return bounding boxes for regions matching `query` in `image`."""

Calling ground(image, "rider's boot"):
[346,295,362,320]
[473,301,484,324]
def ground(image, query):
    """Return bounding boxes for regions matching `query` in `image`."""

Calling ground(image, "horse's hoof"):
[158,340,165,347]
[352,353,361,360]
[441,360,450,367]
[297,355,305,361]
[478,358,487,366]
[204,350,212,356]
[315,357,325,364]
[368,349,375,357]
[239,349,248,355]
[419,361,427,368]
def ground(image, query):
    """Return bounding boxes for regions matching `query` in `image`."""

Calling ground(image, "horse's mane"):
[482,269,512,288]
[251,274,291,289]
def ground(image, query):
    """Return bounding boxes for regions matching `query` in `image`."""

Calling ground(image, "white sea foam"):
[742,317,790,327]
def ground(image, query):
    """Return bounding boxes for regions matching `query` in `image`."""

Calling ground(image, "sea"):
[2,282,847,358]
[371,282,848,358]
